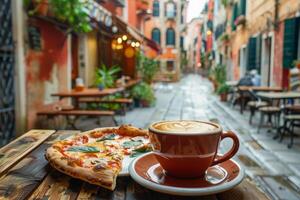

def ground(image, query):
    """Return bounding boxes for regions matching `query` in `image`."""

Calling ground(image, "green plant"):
[216,83,230,95]
[293,60,300,68]
[50,0,92,33]
[136,51,159,84]
[213,64,227,85]
[220,33,230,42]
[95,64,121,88]
[131,82,156,106]
[26,0,92,33]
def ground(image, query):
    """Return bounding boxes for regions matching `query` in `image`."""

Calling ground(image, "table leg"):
[240,91,244,114]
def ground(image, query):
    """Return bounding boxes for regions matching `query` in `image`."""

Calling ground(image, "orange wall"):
[25,19,69,129]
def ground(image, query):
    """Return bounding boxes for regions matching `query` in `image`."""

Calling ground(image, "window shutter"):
[247,37,257,71]
[255,34,262,73]
[231,3,238,31]
[283,17,299,69]
[238,0,246,16]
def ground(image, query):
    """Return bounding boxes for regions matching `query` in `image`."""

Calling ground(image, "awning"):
[113,16,161,53]
[87,1,161,53]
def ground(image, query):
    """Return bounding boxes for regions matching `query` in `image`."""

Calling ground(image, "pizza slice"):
[45,125,151,190]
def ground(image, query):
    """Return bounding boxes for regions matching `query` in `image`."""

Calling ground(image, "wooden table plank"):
[0,130,55,176]
[0,130,79,200]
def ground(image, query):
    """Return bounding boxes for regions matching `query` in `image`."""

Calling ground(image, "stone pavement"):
[121,74,300,200]
[77,74,300,200]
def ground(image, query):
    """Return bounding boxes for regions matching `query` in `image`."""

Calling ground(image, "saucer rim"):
[129,152,245,196]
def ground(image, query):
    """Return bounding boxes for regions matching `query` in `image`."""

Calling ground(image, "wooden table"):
[52,88,125,108]
[238,86,282,113]
[256,91,300,101]
[257,91,300,141]
[0,130,270,200]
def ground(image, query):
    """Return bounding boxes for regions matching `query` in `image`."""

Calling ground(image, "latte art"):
[152,120,218,134]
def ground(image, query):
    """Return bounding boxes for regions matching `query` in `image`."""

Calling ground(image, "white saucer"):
[129,152,245,196]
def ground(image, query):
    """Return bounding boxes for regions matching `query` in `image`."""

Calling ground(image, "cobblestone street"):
[120,74,300,200]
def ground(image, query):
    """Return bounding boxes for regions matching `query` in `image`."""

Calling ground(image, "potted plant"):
[26,0,93,33]
[131,82,156,107]
[136,51,159,84]
[234,15,246,27]
[210,64,227,92]
[293,60,300,69]
[217,83,230,102]
[95,64,121,89]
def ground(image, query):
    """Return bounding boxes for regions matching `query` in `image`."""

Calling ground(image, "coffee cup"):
[148,120,239,178]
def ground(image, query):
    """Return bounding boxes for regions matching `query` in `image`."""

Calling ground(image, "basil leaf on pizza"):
[97,133,118,142]
[67,146,100,153]
[130,145,152,157]
[122,140,143,148]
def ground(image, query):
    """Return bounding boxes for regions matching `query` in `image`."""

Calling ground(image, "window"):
[151,28,161,44]
[166,60,175,71]
[166,28,175,46]
[153,1,159,17]
[165,2,176,18]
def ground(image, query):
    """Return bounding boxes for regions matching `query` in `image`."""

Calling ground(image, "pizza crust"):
[45,147,118,190]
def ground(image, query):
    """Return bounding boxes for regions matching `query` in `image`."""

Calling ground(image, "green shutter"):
[247,37,256,71]
[283,18,299,69]
[238,0,246,16]
[231,3,238,31]
[255,35,262,73]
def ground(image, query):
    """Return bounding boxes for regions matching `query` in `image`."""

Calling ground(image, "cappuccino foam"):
[151,120,218,134]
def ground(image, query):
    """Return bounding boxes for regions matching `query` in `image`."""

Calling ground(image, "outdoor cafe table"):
[238,86,282,114]
[0,129,270,200]
[257,91,300,139]
[52,88,125,108]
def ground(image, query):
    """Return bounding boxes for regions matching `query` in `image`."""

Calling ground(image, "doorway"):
[261,34,274,86]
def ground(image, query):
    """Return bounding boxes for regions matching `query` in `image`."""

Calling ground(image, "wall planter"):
[234,15,246,27]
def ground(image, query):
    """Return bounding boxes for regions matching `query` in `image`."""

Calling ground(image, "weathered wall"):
[25,18,69,129]
[86,31,98,86]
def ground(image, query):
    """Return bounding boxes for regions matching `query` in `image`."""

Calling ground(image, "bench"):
[37,109,116,129]
[79,98,133,115]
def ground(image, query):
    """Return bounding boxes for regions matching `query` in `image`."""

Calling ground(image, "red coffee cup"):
[149,120,239,178]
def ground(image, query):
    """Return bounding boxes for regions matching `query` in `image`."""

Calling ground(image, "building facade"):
[144,0,189,81]
[184,17,203,73]
[211,0,300,88]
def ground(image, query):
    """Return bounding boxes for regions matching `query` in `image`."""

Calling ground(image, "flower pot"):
[34,0,49,16]
[220,93,228,102]
[140,100,150,107]
[98,84,105,91]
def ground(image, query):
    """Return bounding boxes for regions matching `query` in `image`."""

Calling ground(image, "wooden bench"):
[37,109,116,129]
[79,98,133,115]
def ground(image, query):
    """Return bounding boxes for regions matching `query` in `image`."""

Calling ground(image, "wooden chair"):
[279,105,300,148]
[246,89,269,124]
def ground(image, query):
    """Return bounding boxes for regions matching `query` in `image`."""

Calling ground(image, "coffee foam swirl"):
[152,120,217,134]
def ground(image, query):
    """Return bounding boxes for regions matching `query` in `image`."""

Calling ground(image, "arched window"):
[165,1,176,18]
[153,1,160,17]
[151,28,161,44]
[166,28,175,45]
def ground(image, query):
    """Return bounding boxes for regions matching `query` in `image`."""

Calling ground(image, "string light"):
[117,37,122,44]
[135,42,140,47]
[131,42,136,47]
[122,35,128,41]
